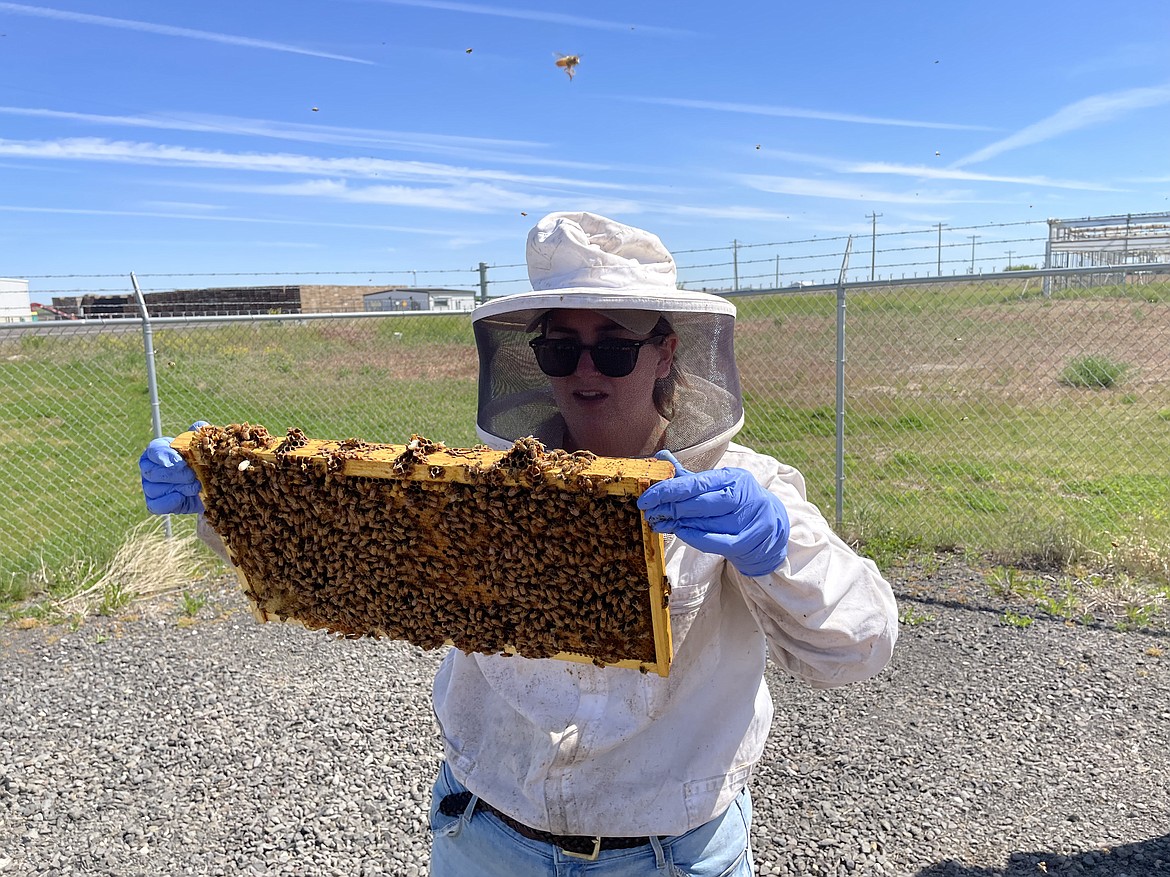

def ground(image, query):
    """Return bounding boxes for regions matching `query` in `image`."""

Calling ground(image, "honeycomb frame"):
[172,424,675,676]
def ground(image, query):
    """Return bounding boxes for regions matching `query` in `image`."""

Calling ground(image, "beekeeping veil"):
[472,211,743,469]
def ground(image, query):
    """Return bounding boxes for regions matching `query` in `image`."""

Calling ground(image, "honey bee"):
[554,53,580,80]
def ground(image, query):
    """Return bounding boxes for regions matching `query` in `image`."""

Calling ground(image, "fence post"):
[131,272,171,537]
[834,237,854,530]
[478,262,488,304]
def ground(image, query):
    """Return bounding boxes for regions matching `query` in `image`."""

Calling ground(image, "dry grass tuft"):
[1103,529,1170,589]
[1077,575,1168,624]
[54,519,206,617]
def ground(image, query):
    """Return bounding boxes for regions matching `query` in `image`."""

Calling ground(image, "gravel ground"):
[2,555,1168,877]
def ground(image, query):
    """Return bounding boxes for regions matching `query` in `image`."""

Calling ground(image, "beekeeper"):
[430,212,898,875]
[138,211,899,877]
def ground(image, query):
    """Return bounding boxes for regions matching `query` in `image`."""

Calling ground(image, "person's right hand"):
[139,421,208,515]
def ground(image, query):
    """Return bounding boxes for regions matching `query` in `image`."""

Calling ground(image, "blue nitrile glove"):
[138,421,209,515]
[637,450,790,577]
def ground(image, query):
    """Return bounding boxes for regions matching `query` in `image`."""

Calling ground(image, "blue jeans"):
[428,762,755,877]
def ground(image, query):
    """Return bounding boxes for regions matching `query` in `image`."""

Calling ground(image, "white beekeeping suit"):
[432,212,899,838]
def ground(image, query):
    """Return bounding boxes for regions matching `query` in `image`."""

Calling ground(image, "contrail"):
[0,2,373,63]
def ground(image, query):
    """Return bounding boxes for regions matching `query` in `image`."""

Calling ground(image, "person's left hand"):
[637,450,789,577]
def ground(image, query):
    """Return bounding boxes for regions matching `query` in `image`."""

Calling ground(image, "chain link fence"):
[733,265,1170,562]
[3,263,1168,586]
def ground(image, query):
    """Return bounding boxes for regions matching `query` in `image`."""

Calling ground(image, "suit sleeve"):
[196,514,234,567]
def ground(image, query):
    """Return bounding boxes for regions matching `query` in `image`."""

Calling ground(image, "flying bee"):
[554,53,580,80]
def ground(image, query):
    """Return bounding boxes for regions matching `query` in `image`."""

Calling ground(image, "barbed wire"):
[10,217,1138,305]
[11,217,1051,283]
[682,219,1049,255]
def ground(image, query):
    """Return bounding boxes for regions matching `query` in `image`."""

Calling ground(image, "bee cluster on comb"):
[172,424,674,676]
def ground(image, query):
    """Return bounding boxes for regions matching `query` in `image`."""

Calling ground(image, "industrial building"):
[1045,212,1170,283]
[39,284,476,319]
[0,278,32,323]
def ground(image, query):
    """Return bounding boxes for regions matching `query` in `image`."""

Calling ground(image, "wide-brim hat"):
[472,211,736,331]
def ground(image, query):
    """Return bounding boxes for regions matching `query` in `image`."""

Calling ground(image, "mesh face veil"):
[471,212,744,470]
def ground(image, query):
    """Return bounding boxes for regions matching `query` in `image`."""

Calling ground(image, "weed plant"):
[1059,355,1128,389]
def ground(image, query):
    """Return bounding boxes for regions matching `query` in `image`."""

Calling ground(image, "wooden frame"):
[173,426,674,677]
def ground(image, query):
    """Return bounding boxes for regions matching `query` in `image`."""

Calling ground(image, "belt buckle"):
[561,836,601,861]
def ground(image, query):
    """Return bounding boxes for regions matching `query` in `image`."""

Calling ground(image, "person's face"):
[540,309,677,457]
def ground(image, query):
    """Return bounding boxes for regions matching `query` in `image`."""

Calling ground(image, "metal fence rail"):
[2,264,1168,583]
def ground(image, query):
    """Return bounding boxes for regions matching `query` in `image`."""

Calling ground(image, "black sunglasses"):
[528,335,665,378]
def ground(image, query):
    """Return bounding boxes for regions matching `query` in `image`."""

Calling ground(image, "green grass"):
[1000,609,1035,628]
[983,560,1169,629]
[3,283,1168,614]
[898,605,935,626]
[745,401,1170,569]
[179,589,209,617]
[0,316,480,595]
[742,274,1170,556]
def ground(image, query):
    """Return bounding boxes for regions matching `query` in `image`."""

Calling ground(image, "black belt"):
[439,791,652,860]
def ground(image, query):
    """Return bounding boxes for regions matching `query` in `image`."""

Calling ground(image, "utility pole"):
[868,212,882,281]
[936,222,946,276]
[732,239,739,291]
[1006,250,1013,271]
[968,235,980,274]
[775,254,780,288]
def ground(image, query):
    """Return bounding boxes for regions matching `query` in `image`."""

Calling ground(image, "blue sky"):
[2,1,1169,296]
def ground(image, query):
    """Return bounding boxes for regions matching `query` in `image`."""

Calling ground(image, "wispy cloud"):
[953,82,1170,167]
[0,137,682,220]
[624,97,994,131]
[0,106,540,150]
[0,136,650,191]
[0,203,457,235]
[0,106,627,170]
[738,174,983,205]
[361,0,690,36]
[0,2,373,63]
[839,160,1116,191]
[747,147,1116,191]
[215,178,540,213]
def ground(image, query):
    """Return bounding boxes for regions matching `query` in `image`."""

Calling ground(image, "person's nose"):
[574,345,601,376]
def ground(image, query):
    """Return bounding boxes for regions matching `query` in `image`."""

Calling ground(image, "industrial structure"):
[0,278,32,323]
[1044,212,1170,287]
[39,284,475,319]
